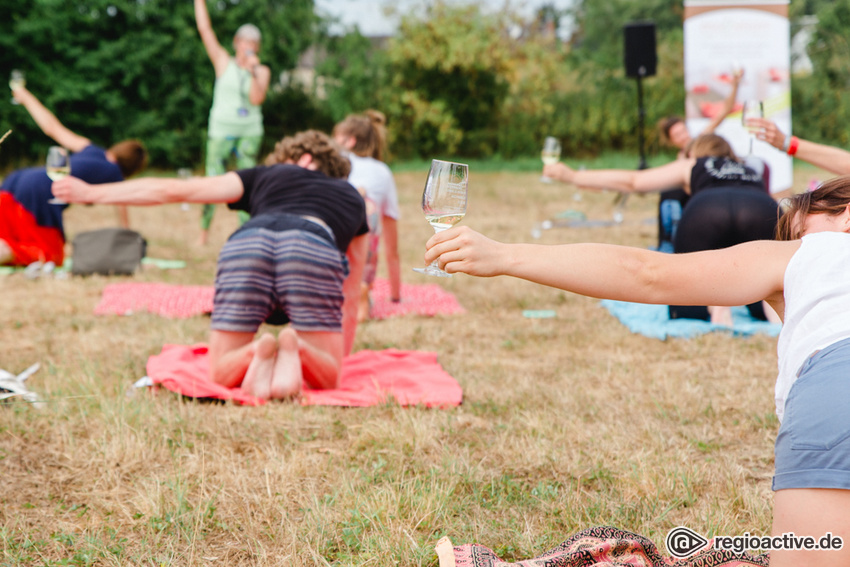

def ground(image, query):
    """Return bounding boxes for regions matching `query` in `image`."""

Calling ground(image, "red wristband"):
[787,136,800,156]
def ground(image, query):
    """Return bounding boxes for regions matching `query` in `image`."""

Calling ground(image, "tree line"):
[1,0,847,170]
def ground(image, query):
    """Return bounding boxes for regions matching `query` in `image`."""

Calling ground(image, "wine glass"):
[741,100,763,156]
[412,159,469,278]
[46,146,71,205]
[9,70,24,105]
[540,136,561,183]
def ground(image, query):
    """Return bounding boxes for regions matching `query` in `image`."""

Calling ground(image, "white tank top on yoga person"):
[775,231,850,421]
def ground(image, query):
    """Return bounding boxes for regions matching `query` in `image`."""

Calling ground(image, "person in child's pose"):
[543,133,779,325]
[424,176,850,567]
[333,110,402,321]
[53,130,368,400]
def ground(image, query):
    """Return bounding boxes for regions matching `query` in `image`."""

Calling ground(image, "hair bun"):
[365,109,386,126]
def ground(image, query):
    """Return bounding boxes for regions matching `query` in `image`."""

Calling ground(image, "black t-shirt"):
[689,156,765,196]
[231,164,368,252]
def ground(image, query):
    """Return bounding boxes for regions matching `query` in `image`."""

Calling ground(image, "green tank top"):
[208,59,264,139]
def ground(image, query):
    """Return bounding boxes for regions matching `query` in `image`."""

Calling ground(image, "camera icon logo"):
[666,526,709,559]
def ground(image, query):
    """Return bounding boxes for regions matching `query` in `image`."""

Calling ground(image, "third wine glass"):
[741,100,763,156]
[540,136,562,183]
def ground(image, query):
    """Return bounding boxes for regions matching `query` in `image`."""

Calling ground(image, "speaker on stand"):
[615,21,657,222]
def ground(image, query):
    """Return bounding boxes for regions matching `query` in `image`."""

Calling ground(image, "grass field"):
[0,161,830,566]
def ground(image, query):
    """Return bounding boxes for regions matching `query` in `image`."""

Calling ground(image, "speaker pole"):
[636,73,648,170]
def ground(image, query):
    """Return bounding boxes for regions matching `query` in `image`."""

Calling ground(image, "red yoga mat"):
[145,344,463,408]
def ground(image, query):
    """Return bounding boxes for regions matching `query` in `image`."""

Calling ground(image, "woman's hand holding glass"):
[46,146,71,205]
[413,159,469,278]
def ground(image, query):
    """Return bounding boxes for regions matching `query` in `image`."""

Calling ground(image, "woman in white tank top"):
[422,176,850,567]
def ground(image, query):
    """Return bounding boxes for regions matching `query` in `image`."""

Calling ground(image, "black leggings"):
[669,187,780,321]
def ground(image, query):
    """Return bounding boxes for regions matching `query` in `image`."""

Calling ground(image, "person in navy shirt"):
[1,85,147,266]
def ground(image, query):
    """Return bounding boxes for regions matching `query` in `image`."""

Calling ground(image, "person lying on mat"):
[53,130,369,400]
[542,133,779,327]
[425,176,850,567]
[2,85,148,267]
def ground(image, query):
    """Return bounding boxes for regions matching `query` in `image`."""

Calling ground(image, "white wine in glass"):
[540,136,561,183]
[741,100,763,156]
[9,70,24,105]
[413,159,469,278]
[46,146,71,204]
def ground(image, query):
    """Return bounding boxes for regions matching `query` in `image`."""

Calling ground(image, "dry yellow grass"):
[0,164,829,565]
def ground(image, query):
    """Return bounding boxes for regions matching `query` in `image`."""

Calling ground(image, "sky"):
[314,0,577,37]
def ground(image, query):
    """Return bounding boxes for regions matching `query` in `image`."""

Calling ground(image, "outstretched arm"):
[702,68,743,135]
[543,158,694,194]
[750,117,850,175]
[11,87,90,152]
[424,226,793,312]
[194,0,229,75]
[51,171,244,205]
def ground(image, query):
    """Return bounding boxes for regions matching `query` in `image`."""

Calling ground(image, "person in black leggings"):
[542,133,780,325]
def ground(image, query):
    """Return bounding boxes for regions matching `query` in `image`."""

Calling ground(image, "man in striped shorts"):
[52,130,369,400]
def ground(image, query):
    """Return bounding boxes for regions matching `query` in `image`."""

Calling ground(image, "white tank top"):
[775,231,850,421]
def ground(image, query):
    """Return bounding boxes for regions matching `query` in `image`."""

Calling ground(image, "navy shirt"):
[1,145,124,238]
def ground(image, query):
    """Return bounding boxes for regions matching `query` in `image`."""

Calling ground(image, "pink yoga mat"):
[145,344,463,408]
[96,278,463,320]
[95,283,214,318]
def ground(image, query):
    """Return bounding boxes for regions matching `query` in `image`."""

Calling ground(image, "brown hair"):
[776,175,850,240]
[333,109,388,161]
[657,116,684,147]
[107,139,148,178]
[685,133,738,160]
[264,130,351,179]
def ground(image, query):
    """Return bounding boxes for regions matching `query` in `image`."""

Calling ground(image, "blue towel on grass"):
[600,300,782,340]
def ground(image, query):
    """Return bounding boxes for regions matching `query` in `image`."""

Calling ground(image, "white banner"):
[684,1,791,194]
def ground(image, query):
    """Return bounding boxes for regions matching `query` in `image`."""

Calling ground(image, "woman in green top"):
[194,0,272,245]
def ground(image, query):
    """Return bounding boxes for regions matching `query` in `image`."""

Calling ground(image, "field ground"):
[0,162,831,565]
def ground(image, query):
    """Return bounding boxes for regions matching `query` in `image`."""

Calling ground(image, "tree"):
[0,0,318,170]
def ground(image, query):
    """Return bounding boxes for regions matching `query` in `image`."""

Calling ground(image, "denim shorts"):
[773,336,850,491]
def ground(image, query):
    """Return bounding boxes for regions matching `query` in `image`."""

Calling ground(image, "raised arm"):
[194,0,230,75]
[424,226,794,313]
[11,87,90,152]
[51,171,244,205]
[750,117,850,175]
[702,68,743,135]
[543,158,694,194]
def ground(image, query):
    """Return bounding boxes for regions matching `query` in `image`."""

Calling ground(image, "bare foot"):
[708,305,733,327]
[241,333,276,400]
[269,328,303,399]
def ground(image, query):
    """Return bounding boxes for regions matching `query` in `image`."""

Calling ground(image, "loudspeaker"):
[624,21,657,78]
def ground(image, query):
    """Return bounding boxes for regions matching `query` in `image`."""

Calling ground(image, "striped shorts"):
[211,227,347,333]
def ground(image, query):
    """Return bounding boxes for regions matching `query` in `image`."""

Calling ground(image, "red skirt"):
[0,192,65,266]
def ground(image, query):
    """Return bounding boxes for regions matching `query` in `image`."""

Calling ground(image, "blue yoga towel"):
[600,300,782,340]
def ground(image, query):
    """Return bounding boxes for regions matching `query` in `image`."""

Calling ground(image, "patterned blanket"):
[438,526,769,567]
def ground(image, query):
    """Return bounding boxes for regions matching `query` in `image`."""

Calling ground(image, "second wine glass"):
[46,146,71,205]
[412,159,469,278]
